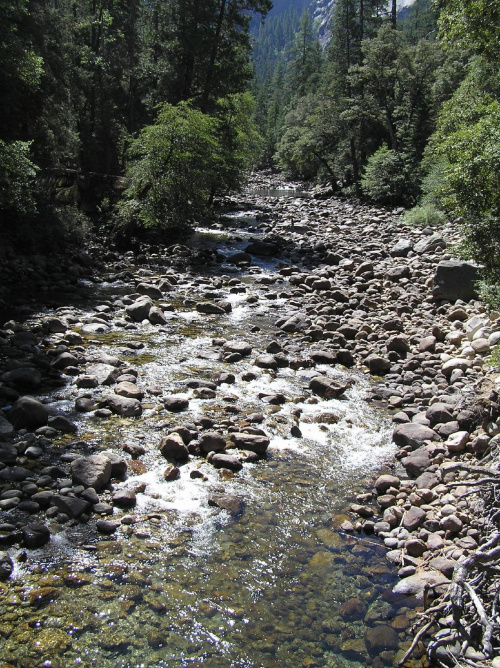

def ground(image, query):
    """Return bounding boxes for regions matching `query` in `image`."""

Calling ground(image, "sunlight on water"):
[0,214,416,668]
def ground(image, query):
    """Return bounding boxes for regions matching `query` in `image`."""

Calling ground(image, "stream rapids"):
[0,187,419,667]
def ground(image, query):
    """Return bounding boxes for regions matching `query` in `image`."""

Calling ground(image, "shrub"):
[361,146,419,206]
[0,140,38,218]
[117,102,220,231]
[403,203,447,227]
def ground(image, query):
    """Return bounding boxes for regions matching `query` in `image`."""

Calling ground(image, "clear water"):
[0,216,417,668]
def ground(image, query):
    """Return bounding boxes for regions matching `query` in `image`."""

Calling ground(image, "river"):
[0,190,419,667]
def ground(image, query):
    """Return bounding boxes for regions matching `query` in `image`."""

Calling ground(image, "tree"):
[288,9,322,99]
[117,96,262,232]
[117,102,220,231]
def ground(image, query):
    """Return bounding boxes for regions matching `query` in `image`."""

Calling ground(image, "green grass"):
[402,203,447,227]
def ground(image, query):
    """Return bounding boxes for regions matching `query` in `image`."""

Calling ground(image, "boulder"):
[364,625,399,655]
[229,432,270,455]
[163,465,180,481]
[136,282,163,300]
[280,313,310,333]
[85,363,121,385]
[254,354,279,369]
[426,403,454,425]
[390,239,413,257]
[101,451,128,478]
[47,415,78,434]
[71,454,112,490]
[0,416,15,441]
[208,493,244,515]
[96,520,119,535]
[1,367,41,390]
[125,296,153,322]
[433,260,480,302]
[223,340,252,357]
[402,506,426,531]
[163,395,189,412]
[0,551,13,579]
[51,352,79,370]
[199,432,226,454]
[374,474,400,494]
[148,306,168,325]
[196,302,226,315]
[404,446,433,477]
[245,240,278,256]
[366,356,391,376]
[210,453,243,472]
[340,598,367,621]
[159,433,189,461]
[112,489,136,508]
[309,376,349,398]
[51,495,90,518]
[102,395,142,417]
[8,396,48,428]
[414,233,447,254]
[22,523,51,548]
[114,381,144,400]
[393,423,440,449]
[393,571,449,601]
[0,466,32,482]
[429,557,456,578]
[386,336,410,354]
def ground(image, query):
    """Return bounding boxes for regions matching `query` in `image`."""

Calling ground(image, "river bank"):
[0,174,499,667]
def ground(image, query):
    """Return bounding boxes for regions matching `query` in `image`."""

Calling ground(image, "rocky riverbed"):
[0,174,499,667]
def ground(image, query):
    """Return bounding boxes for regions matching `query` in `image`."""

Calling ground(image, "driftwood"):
[400,468,500,668]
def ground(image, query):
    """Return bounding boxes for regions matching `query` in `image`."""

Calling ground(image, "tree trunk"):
[201,0,227,111]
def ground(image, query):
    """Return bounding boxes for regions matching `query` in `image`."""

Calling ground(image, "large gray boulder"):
[433,260,480,302]
[102,394,142,417]
[8,396,48,429]
[51,494,90,518]
[136,282,163,300]
[229,432,270,455]
[125,296,153,322]
[393,423,441,449]
[85,363,121,385]
[414,233,447,255]
[71,454,112,490]
[403,445,433,477]
[309,376,349,398]
[159,433,189,461]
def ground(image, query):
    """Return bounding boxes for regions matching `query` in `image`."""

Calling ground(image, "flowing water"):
[0,202,418,667]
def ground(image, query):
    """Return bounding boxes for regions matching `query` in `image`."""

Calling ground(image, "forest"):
[0,0,499,299]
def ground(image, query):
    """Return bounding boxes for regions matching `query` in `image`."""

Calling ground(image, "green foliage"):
[214,93,263,192]
[117,102,220,230]
[402,203,447,227]
[438,0,500,62]
[0,140,38,217]
[117,95,261,231]
[425,59,500,281]
[361,146,420,206]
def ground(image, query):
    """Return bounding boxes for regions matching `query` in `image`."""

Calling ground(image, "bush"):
[117,96,262,233]
[361,146,420,206]
[117,102,220,231]
[403,203,447,227]
[0,140,38,218]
